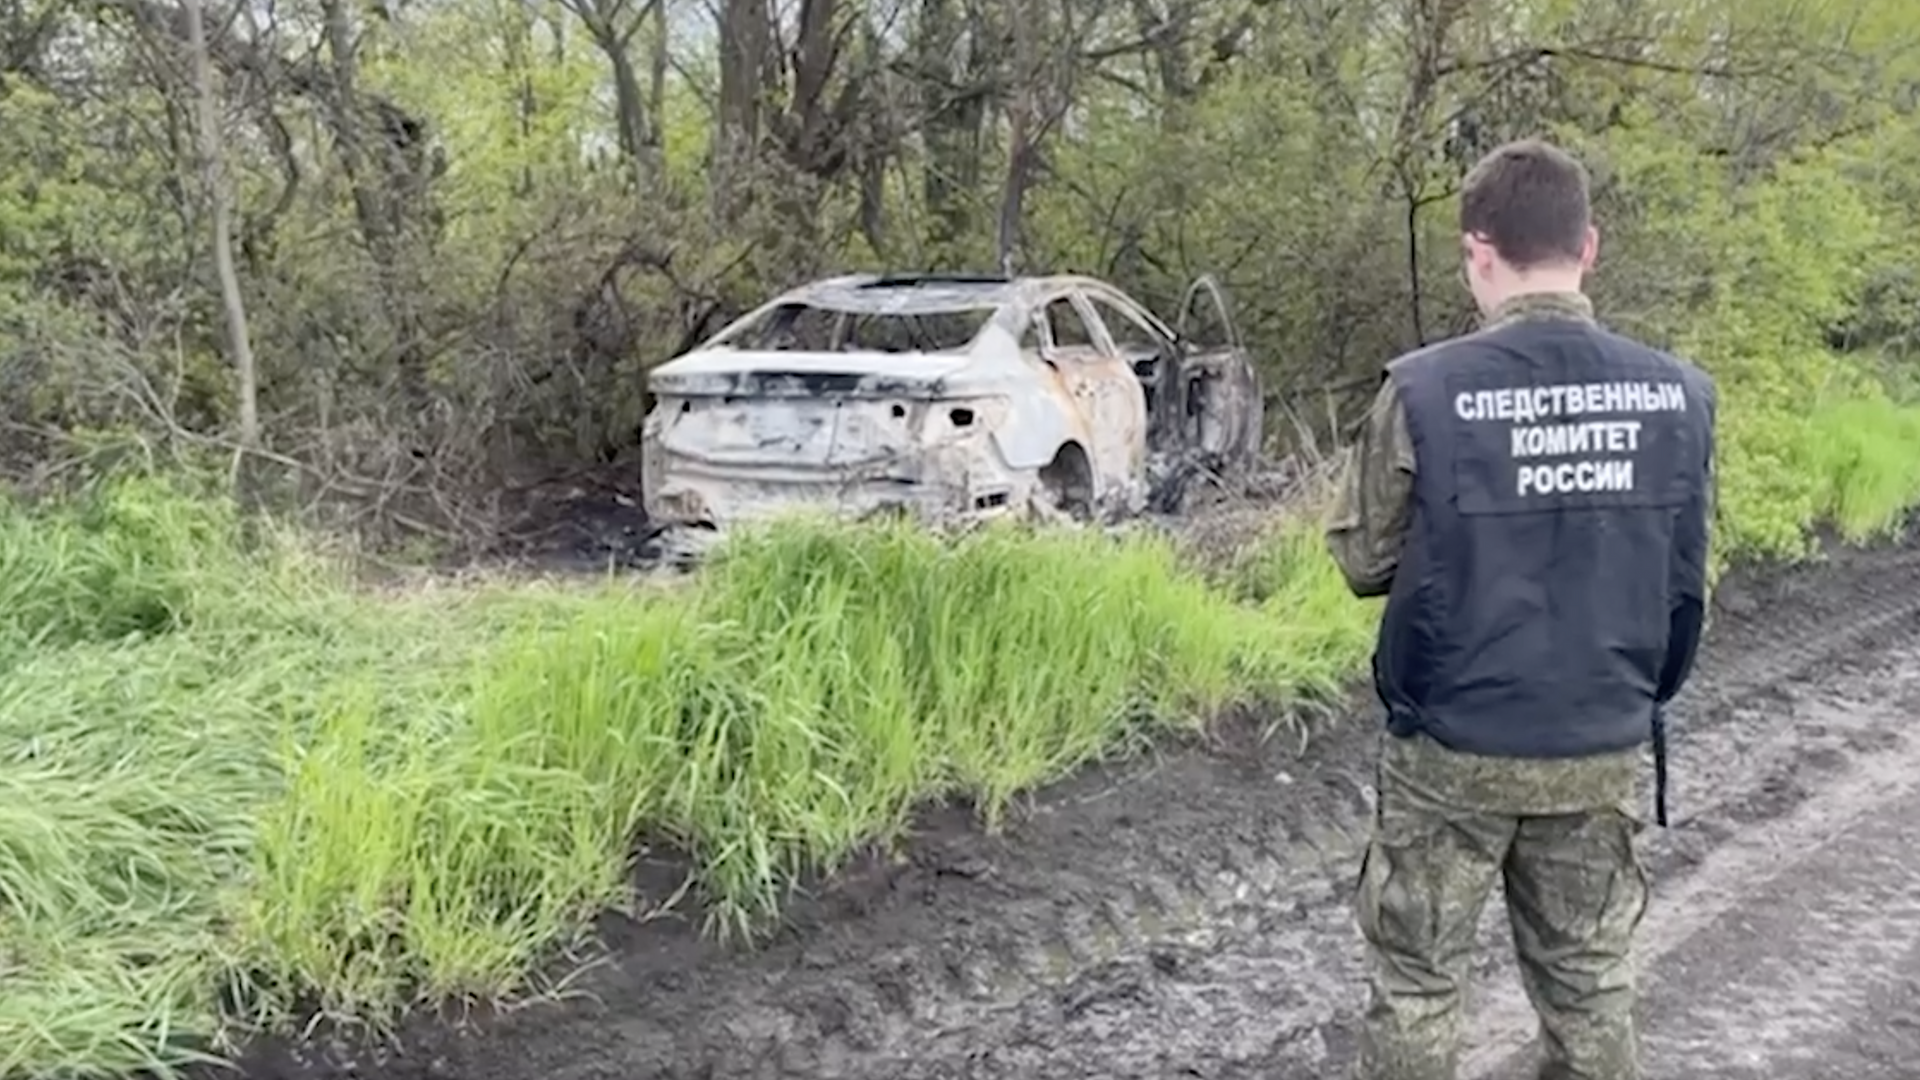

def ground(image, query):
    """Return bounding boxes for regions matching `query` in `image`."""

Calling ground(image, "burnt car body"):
[639,271,1264,531]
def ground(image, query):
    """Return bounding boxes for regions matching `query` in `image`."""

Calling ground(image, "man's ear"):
[1579,225,1600,271]
[1464,233,1496,280]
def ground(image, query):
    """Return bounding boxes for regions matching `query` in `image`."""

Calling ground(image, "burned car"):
[639,272,1264,532]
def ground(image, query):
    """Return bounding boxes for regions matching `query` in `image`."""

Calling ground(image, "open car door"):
[1174,275,1265,469]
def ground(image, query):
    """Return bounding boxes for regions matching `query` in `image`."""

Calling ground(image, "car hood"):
[648,348,976,398]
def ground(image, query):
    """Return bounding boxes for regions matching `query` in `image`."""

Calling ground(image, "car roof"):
[773,272,1128,316]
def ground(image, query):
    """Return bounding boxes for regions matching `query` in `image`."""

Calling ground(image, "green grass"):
[1801,397,1920,542]
[0,478,1367,1078]
[1707,394,1920,578]
[8,389,1920,1079]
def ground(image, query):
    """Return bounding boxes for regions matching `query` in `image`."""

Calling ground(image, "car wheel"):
[1039,442,1095,522]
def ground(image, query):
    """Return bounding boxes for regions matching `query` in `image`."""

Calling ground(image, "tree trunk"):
[318,0,431,412]
[918,0,986,253]
[713,0,770,225]
[606,36,654,185]
[183,0,260,449]
[997,0,1040,275]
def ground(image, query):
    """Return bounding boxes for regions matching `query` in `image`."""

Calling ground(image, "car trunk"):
[647,351,970,464]
[651,394,919,471]
[643,351,975,525]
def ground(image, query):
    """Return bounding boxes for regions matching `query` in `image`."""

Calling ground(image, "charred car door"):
[1036,293,1149,505]
[1172,275,1264,468]
[1079,287,1190,458]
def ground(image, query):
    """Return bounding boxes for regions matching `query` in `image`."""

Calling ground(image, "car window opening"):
[716,302,997,354]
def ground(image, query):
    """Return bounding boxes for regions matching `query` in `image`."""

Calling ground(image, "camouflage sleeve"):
[1325,374,1417,598]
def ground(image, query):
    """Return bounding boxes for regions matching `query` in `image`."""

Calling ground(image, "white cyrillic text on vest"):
[1509,419,1642,457]
[1453,380,1686,423]
[1452,379,1684,498]
[1517,459,1635,496]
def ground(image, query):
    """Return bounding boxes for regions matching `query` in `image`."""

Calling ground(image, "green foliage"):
[1549,119,1913,567]
[0,84,180,290]
[0,471,331,664]
[16,0,1920,1074]
[6,0,1920,561]
[431,516,1364,944]
[1800,396,1920,543]
[1679,152,1894,565]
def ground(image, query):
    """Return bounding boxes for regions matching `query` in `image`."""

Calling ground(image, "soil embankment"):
[226,527,1920,1080]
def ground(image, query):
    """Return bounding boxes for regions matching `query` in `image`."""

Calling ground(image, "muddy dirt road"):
[1470,639,1920,1080]
[232,530,1920,1080]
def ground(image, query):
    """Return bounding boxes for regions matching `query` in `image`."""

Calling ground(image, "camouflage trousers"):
[1351,732,1651,1080]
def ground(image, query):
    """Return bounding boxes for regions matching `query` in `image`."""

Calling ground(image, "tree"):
[182,0,258,449]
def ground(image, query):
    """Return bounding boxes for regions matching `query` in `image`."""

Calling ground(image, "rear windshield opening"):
[713,303,996,354]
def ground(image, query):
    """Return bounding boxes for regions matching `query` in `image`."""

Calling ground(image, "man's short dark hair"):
[1459,139,1592,270]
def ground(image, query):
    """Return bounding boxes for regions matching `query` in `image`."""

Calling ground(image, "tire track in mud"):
[1633,711,1920,1080]
[1466,646,1920,1079]
[234,531,1920,1080]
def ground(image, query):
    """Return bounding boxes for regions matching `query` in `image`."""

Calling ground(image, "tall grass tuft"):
[1800,397,1920,542]
[435,514,1368,942]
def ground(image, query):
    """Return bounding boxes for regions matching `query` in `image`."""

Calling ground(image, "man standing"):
[1325,139,1717,1080]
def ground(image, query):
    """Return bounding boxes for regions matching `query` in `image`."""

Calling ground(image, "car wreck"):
[638,271,1265,535]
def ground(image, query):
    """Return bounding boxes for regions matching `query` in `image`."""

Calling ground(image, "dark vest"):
[1376,317,1715,759]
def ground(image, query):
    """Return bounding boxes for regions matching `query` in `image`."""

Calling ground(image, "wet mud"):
[222,524,1920,1080]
